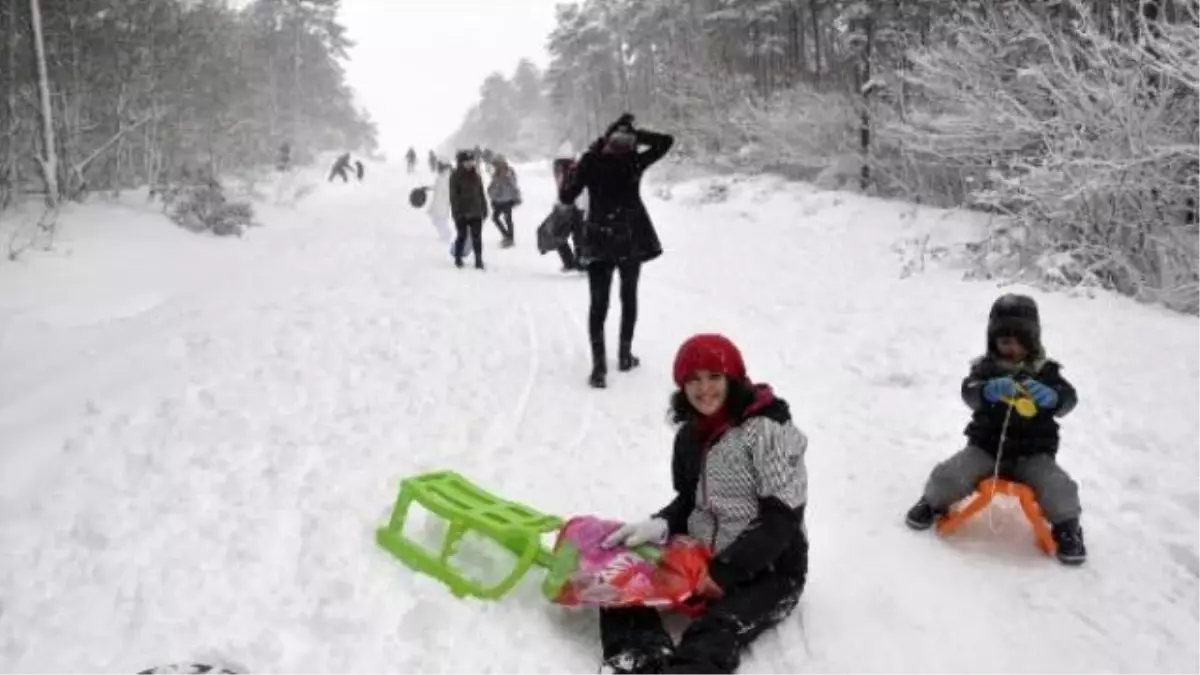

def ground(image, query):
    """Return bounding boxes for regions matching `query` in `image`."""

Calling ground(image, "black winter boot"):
[618,343,640,372]
[600,645,674,674]
[1052,518,1087,565]
[589,340,607,389]
[589,368,607,389]
[905,497,945,531]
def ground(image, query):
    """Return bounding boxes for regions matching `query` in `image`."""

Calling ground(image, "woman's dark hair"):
[669,377,757,426]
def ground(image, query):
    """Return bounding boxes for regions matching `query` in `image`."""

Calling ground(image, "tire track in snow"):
[549,291,596,455]
[477,301,541,462]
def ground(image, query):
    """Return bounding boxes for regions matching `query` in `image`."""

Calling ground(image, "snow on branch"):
[882,0,1199,312]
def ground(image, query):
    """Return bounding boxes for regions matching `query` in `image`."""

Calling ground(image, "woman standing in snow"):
[600,334,808,674]
[427,161,453,242]
[558,113,673,389]
[487,155,522,247]
[449,150,488,270]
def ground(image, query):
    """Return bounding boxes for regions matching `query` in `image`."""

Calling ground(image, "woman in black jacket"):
[600,334,809,674]
[449,150,488,270]
[559,114,673,389]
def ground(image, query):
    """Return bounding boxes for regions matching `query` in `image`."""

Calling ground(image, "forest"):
[0,0,376,233]
[449,0,1199,312]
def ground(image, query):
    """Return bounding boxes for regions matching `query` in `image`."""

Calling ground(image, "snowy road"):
[1,162,1196,672]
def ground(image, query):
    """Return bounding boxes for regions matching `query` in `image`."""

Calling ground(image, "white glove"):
[601,518,669,549]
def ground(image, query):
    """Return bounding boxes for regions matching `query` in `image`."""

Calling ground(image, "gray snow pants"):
[923,446,1082,524]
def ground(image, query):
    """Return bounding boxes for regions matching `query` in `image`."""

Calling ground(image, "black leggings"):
[453,218,483,263]
[600,571,803,673]
[587,261,641,363]
[492,203,515,241]
[557,242,577,269]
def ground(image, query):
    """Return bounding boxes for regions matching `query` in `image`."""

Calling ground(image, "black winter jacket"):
[962,356,1078,458]
[655,392,808,592]
[449,166,488,222]
[558,129,673,265]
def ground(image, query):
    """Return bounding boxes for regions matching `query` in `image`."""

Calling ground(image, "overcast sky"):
[338,0,560,158]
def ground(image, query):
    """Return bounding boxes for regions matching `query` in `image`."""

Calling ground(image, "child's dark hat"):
[987,294,1042,356]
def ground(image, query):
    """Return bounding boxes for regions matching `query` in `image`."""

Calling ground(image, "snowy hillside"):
[0,162,1196,673]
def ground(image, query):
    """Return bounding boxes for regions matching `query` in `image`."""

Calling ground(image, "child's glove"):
[982,377,1019,403]
[1021,379,1059,408]
[602,518,669,549]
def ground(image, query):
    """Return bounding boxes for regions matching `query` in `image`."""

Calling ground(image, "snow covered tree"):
[446,62,558,160]
[443,0,1197,311]
[28,0,57,208]
[0,0,376,209]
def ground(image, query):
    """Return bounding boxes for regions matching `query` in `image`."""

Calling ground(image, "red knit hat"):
[673,334,747,387]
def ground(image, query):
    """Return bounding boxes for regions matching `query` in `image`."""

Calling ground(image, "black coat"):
[559,129,673,265]
[449,166,487,222]
[961,356,1078,458]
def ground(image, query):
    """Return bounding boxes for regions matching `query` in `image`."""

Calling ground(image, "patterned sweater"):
[657,388,809,590]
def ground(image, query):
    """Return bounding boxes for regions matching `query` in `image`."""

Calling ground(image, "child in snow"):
[905,293,1086,565]
[427,161,453,242]
[328,152,352,183]
[600,334,808,674]
[487,155,522,247]
[548,156,586,271]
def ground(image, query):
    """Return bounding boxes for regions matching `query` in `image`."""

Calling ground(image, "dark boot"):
[1052,518,1087,565]
[589,368,607,388]
[454,258,464,269]
[601,645,673,674]
[905,497,945,531]
[618,343,640,372]
[589,341,607,389]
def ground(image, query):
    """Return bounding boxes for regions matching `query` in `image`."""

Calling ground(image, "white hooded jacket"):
[427,169,451,221]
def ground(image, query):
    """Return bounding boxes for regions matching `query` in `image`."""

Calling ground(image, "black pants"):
[600,572,803,673]
[587,261,641,370]
[492,202,515,242]
[557,242,577,270]
[454,218,483,264]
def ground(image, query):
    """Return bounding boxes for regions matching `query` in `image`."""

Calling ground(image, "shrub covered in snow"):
[155,175,258,238]
[884,1,1199,312]
[732,87,863,183]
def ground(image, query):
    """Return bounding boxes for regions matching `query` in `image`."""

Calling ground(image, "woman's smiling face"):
[684,370,728,417]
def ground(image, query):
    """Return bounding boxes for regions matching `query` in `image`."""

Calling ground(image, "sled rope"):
[986,397,1017,534]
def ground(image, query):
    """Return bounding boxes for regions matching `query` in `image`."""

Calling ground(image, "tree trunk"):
[810,0,822,85]
[858,14,874,191]
[291,11,301,149]
[2,0,20,208]
[29,0,58,208]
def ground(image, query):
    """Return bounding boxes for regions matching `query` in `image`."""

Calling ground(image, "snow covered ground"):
[0,160,1196,673]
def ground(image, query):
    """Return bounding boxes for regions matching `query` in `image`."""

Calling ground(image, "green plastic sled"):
[376,470,563,600]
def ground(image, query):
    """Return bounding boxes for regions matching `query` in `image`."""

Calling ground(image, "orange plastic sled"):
[936,478,1056,556]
